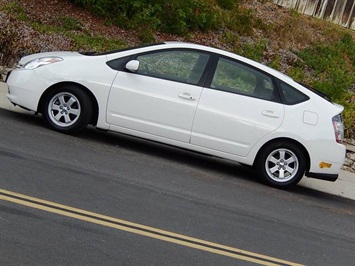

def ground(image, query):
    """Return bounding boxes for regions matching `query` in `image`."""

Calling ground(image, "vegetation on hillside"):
[69,0,259,35]
[0,0,354,137]
[295,34,355,135]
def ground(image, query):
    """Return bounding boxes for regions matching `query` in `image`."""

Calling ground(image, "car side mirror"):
[125,60,140,72]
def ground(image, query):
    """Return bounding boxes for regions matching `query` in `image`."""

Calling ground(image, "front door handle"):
[178,93,196,101]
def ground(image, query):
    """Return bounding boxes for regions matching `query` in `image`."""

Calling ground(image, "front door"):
[107,49,210,143]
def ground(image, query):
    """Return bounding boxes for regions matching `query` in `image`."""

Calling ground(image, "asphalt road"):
[0,108,354,266]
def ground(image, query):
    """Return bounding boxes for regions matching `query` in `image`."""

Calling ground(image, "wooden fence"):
[273,0,355,30]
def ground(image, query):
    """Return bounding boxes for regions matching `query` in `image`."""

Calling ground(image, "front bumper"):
[6,68,46,112]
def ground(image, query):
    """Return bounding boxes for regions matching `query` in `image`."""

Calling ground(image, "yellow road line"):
[0,188,303,266]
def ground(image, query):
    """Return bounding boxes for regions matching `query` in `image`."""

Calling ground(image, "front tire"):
[255,142,306,188]
[42,85,92,134]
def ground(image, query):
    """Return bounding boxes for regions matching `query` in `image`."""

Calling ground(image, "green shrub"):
[60,16,84,31]
[137,28,156,44]
[0,1,27,20]
[68,33,126,51]
[297,33,354,100]
[68,0,218,35]
[297,33,355,137]
[161,0,220,34]
[287,67,305,82]
[268,55,281,71]
[242,39,267,61]
[223,7,254,34]
[68,0,260,36]
[217,0,236,10]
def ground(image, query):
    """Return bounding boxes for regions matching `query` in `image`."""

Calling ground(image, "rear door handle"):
[262,110,280,118]
[178,93,196,101]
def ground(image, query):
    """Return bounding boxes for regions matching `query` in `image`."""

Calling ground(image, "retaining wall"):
[344,139,355,172]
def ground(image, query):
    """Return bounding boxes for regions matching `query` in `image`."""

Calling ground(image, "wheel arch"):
[38,82,99,126]
[253,137,311,173]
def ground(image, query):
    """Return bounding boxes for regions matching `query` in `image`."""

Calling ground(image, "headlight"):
[22,57,63,70]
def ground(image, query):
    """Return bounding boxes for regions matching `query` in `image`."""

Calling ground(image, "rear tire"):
[42,85,92,134]
[255,142,306,188]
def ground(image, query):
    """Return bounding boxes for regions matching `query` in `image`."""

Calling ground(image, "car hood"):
[18,51,83,66]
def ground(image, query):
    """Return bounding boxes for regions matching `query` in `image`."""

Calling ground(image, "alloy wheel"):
[265,148,299,183]
[48,92,81,127]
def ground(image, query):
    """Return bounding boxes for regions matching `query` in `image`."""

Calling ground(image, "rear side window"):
[278,81,309,105]
[211,57,280,102]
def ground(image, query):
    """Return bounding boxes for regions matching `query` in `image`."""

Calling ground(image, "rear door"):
[191,56,285,157]
[107,49,210,143]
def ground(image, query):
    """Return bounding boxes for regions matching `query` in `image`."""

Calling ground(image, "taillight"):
[332,114,344,144]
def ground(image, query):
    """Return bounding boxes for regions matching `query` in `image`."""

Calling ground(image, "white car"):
[6,42,346,188]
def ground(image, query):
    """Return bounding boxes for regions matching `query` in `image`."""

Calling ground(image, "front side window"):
[135,50,210,85]
[211,57,279,102]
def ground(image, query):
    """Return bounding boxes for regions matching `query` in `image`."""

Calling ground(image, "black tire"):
[42,85,93,134]
[255,142,306,188]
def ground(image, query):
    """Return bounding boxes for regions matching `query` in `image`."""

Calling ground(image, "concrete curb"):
[299,170,355,200]
[1,81,354,200]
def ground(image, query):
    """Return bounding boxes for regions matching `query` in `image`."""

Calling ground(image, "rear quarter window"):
[278,81,309,105]
[211,57,281,102]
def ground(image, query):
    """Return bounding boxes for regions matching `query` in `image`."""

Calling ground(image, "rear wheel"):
[256,142,306,188]
[42,85,92,134]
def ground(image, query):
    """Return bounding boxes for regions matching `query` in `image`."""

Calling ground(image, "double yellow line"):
[0,188,303,266]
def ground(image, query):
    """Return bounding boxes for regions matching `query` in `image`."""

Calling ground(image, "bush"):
[297,33,354,98]
[297,33,355,137]
[160,0,220,34]
[222,6,255,35]
[242,39,267,61]
[217,0,236,10]
[69,0,219,35]
[68,0,259,36]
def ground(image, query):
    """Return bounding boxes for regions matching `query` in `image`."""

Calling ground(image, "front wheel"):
[255,142,306,188]
[42,85,92,134]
